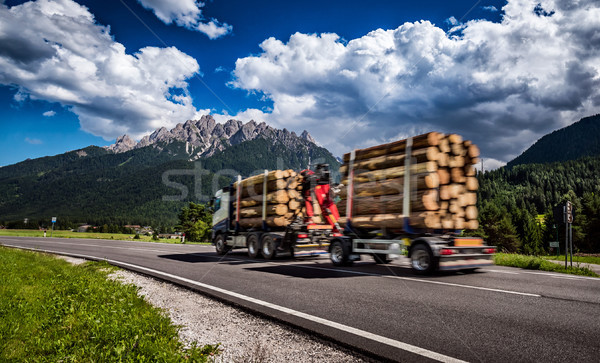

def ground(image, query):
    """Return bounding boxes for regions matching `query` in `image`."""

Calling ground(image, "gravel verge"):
[57,255,371,362]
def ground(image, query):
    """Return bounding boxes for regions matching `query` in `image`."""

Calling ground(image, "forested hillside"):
[508,114,600,167]
[474,156,600,253]
[0,136,339,228]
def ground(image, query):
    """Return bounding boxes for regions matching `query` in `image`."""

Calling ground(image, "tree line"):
[470,156,600,253]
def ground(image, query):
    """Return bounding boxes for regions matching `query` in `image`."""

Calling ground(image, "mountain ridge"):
[0,117,339,226]
[105,115,317,159]
[507,114,600,167]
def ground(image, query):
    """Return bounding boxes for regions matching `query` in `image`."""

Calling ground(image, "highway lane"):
[2,236,599,362]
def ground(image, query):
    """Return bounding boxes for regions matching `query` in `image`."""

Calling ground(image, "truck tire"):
[247,233,261,258]
[330,240,352,266]
[214,234,230,255]
[410,244,437,274]
[261,234,277,260]
[373,253,391,264]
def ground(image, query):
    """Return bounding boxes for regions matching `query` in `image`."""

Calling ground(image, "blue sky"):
[1,0,599,168]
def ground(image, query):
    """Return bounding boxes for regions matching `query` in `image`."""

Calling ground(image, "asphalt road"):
[2,236,599,362]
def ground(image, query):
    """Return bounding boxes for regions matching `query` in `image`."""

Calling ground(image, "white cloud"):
[229,0,600,163]
[25,137,42,145]
[42,110,55,117]
[483,5,498,12]
[136,0,232,39]
[0,0,202,140]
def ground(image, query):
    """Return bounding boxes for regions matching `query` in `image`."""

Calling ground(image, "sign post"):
[564,202,573,268]
[51,217,57,237]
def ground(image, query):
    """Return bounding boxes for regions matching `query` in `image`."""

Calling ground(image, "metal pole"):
[51,223,54,238]
[564,206,568,268]
[569,223,573,267]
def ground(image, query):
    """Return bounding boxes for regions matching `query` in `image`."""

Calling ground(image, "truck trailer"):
[212,132,495,274]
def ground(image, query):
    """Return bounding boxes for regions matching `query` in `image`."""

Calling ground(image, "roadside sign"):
[549,241,559,248]
[566,201,573,223]
[51,217,57,223]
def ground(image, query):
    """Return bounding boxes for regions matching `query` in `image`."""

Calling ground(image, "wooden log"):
[437,168,450,185]
[288,199,301,211]
[238,216,291,228]
[340,162,437,184]
[451,168,466,183]
[451,143,465,157]
[339,147,439,175]
[465,143,480,158]
[238,179,288,198]
[465,165,476,177]
[447,134,463,144]
[233,169,290,188]
[339,173,439,198]
[438,138,450,153]
[342,132,443,163]
[454,218,465,230]
[236,190,290,207]
[441,215,455,230]
[436,152,449,167]
[238,204,288,218]
[466,177,478,191]
[439,184,464,200]
[338,211,441,229]
[464,192,477,206]
[448,156,465,168]
[338,190,439,215]
[288,189,301,200]
[465,219,479,230]
[465,205,478,220]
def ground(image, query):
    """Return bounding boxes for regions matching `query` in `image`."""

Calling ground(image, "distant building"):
[124,225,142,231]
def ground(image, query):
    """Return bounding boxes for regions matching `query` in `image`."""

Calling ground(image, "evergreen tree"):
[177,202,212,242]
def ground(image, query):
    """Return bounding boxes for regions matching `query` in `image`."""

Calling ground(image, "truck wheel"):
[214,235,230,255]
[410,244,436,274]
[330,240,352,266]
[373,253,391,264]
[247,234,261,258]
[261,235,277,260]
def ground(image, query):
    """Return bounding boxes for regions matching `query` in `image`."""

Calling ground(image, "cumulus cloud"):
[42,110,55,117]
[25,137,43,145]
[229,0,600,165]
[0,0,201,140]
[483,5,498,12]
[136,0,231,39]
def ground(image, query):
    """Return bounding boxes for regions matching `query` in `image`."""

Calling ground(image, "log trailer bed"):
[212,132,495,274]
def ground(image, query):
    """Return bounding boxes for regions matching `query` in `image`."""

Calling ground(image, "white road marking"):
[4,244,467,363]
[483,269,520,275]
[1,238,180,254]
[216,255,541,297]
[518,270,599,281]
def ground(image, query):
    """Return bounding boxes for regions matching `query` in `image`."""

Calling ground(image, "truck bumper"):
[438,254,494,271]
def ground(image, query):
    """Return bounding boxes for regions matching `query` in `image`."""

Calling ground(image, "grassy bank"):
[0,229,210,245]
[542,254,600,265]
[0,246,220,361]
[494,253,599,277]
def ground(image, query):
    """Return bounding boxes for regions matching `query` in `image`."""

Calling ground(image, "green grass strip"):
[494,253,599,277]
[0,229,211,245]
[0,247,220,362]
[542,254,600,265]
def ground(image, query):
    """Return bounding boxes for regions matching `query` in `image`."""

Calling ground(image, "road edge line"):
[2,243,467,363]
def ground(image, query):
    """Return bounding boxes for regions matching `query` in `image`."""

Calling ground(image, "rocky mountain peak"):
[106,135,136,153]
[104,115,318,159]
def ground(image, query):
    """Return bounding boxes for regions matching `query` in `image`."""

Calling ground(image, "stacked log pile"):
[233,170,305,228]
[338,132,479,230]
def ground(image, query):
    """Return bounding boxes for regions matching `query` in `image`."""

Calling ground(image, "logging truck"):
[211,165,340,259]
[212,132,495,274]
